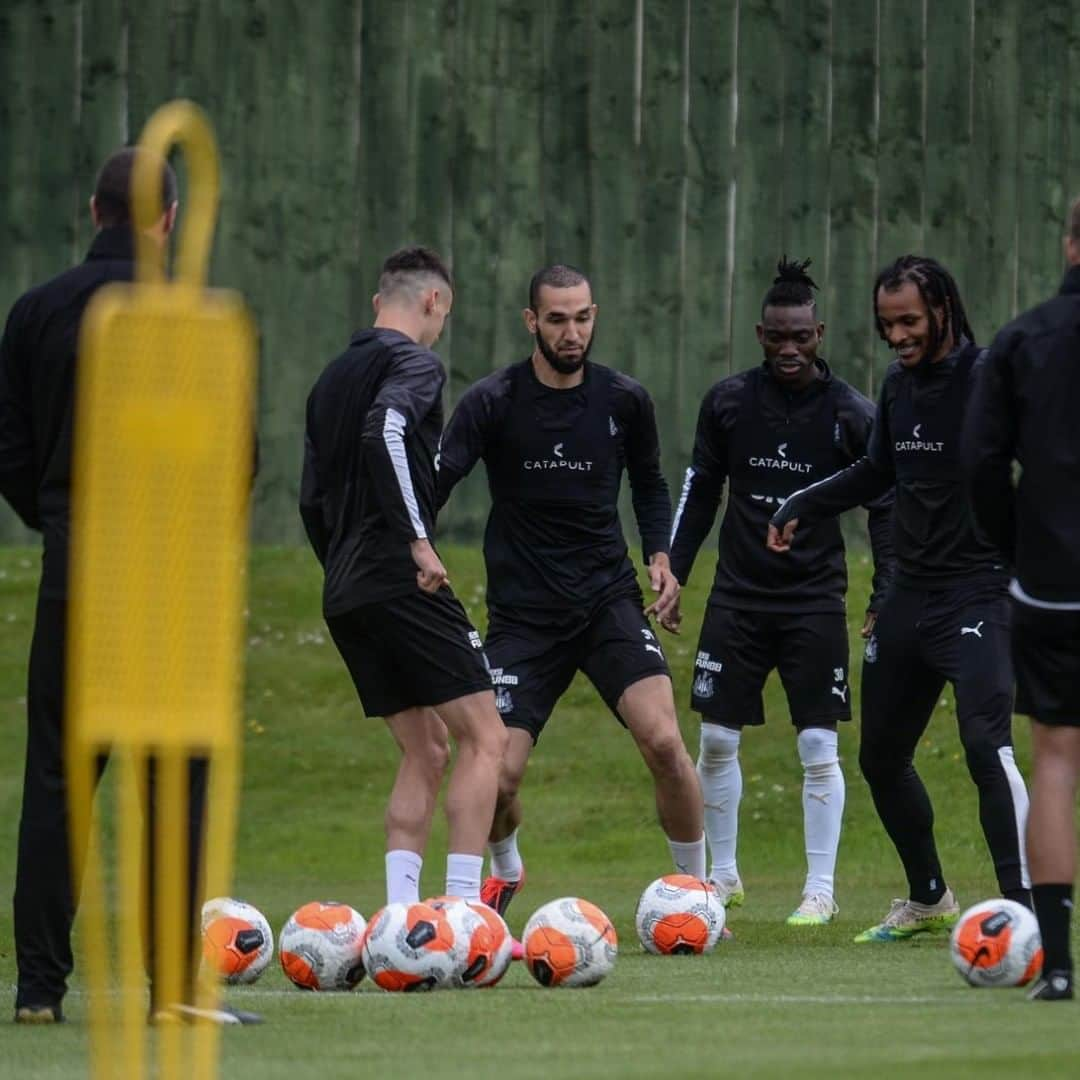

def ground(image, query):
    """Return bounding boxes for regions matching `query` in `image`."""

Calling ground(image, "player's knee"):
[797,726,838,770]
[960,731,1010,782]
[698,723,741,767]
[640,727,691,778]
[858,740,897,785]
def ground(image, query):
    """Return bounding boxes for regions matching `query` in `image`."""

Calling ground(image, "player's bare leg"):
[1026,722,1080,999]
[479,727,533,919]
[382,707,451,901]
[620,675,706,877]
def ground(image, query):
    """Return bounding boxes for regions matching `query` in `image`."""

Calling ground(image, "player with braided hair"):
[667,257,895,925]
[769,254,1031,942]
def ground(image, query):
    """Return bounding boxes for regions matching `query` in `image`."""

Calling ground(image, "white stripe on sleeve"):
[383,407,427,540]
[670,467,696,546]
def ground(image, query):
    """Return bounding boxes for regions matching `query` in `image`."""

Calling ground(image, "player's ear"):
[89,195,101,228]
[523,307,537,333]
[817,321,826,343]
[755,322,765,345]
[372,292,381,315]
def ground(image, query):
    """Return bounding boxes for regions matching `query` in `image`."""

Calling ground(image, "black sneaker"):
[14,1004,64,1025]
[1028,971,1074,1001]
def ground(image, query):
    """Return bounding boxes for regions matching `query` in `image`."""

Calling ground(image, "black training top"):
[300,328,446,615]
[0,227,136,538]
[671,360,894,613]
[437,358,671,628]
[964,264,1080,607]
[772,339,1006,587]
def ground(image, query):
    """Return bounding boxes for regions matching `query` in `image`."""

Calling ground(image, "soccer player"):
[436,264,706,920]
[964,197,1080,1000]
[300,247,506,908]
[0,149,258,1024]
[768,255,1030,942]
[665,258,894,925]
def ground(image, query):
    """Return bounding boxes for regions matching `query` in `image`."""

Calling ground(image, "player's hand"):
[410,538,449,594]
[766,518,799,553]
[861,611,878,639]
[644,552,680,623]
[658,594,682,635]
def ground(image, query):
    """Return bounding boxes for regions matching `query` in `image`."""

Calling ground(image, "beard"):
[535,329,594,375]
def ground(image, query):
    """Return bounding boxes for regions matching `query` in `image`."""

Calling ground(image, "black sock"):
[1032,883,1074,975]
[909,875,946,906]
[1004,887,1033,910]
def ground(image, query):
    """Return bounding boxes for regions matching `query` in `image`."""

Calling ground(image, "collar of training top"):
[1060,263,1080,295]
[85,225,135,262]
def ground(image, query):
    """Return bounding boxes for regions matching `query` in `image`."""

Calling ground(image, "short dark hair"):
[1069,194,1080,242]
[761,256,818,316]
[377,246,453,298]
[93,147,178,228]
[528,264,589,311]
[873,254,976,355]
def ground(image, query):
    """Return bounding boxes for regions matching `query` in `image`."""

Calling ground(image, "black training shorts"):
[484,596,670,742]
[325,586,493,718]
[1012,600,1080,726]
[690,606,851,727]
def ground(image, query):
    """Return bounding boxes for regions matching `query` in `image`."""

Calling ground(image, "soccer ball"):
[949,899,1043,987]
[635,874,727,955]
[423,897,513,988]
[362,901,460,992]
[200,897,273,985]
[469,903,514,988]
[278,901,367,991]
[522,897,618,988]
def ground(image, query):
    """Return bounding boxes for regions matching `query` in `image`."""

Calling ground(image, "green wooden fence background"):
[2,0,1079,543]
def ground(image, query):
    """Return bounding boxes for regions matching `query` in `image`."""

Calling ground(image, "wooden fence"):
[2,0,1079,542]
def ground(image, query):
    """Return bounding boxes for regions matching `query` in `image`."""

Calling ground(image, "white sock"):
[445,853,484,901]
[798,727,845,899]
[697,723,742,882]
[386,849,423,905]
[667,834,707,879]
[488,828,523,882]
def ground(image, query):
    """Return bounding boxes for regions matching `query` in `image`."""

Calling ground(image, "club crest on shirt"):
[864,634,879,664]
[693,671,715,700]
[494,687,514,714]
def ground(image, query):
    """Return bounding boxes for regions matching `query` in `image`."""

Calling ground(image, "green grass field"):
[2,545,1079,1078]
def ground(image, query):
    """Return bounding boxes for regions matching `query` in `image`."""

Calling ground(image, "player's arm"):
[768,380,895,553]
[962,337,1018,562]
[298,422,329,567]
[436,377,497,511]
[670,382,730,587]
[362,345,449,592]
[0,300,41,530]
[621,380,680,624]
[839,391,896,636]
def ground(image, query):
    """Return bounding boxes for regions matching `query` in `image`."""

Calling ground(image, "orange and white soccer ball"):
[362,901,460,992]
[278,901,367,991]
[200,897,274,985]
[949,899,1043,987]
[423,897,514,988]
[522,897,618,988]
[635,874,727,955]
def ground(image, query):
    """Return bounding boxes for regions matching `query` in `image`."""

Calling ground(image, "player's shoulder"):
[826,368,875,414]
[457,360,520,406]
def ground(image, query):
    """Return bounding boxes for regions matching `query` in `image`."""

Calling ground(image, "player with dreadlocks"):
[768,254,1031,942]
[666,257,894,925]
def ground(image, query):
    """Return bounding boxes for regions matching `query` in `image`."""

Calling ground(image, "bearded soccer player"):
[666,258,894,925]
[768,255,1030,942]
[964,197,1080,1001]
[300,247,506,907]
[437,265,706,921]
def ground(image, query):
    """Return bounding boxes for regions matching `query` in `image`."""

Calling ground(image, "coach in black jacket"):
[0,150,251,1025]
[964,197,1080,1001]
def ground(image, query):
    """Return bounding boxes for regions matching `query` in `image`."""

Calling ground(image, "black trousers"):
[859,580,1028,900]
[13,542,208,1011]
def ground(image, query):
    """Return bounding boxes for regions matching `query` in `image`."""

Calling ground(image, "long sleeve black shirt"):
[773,340,1006,588]
[437,358,671,628]
[964,264,1080,606]
[671,360,894,613]
[0,227,137,540]
[300,328,446,615]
